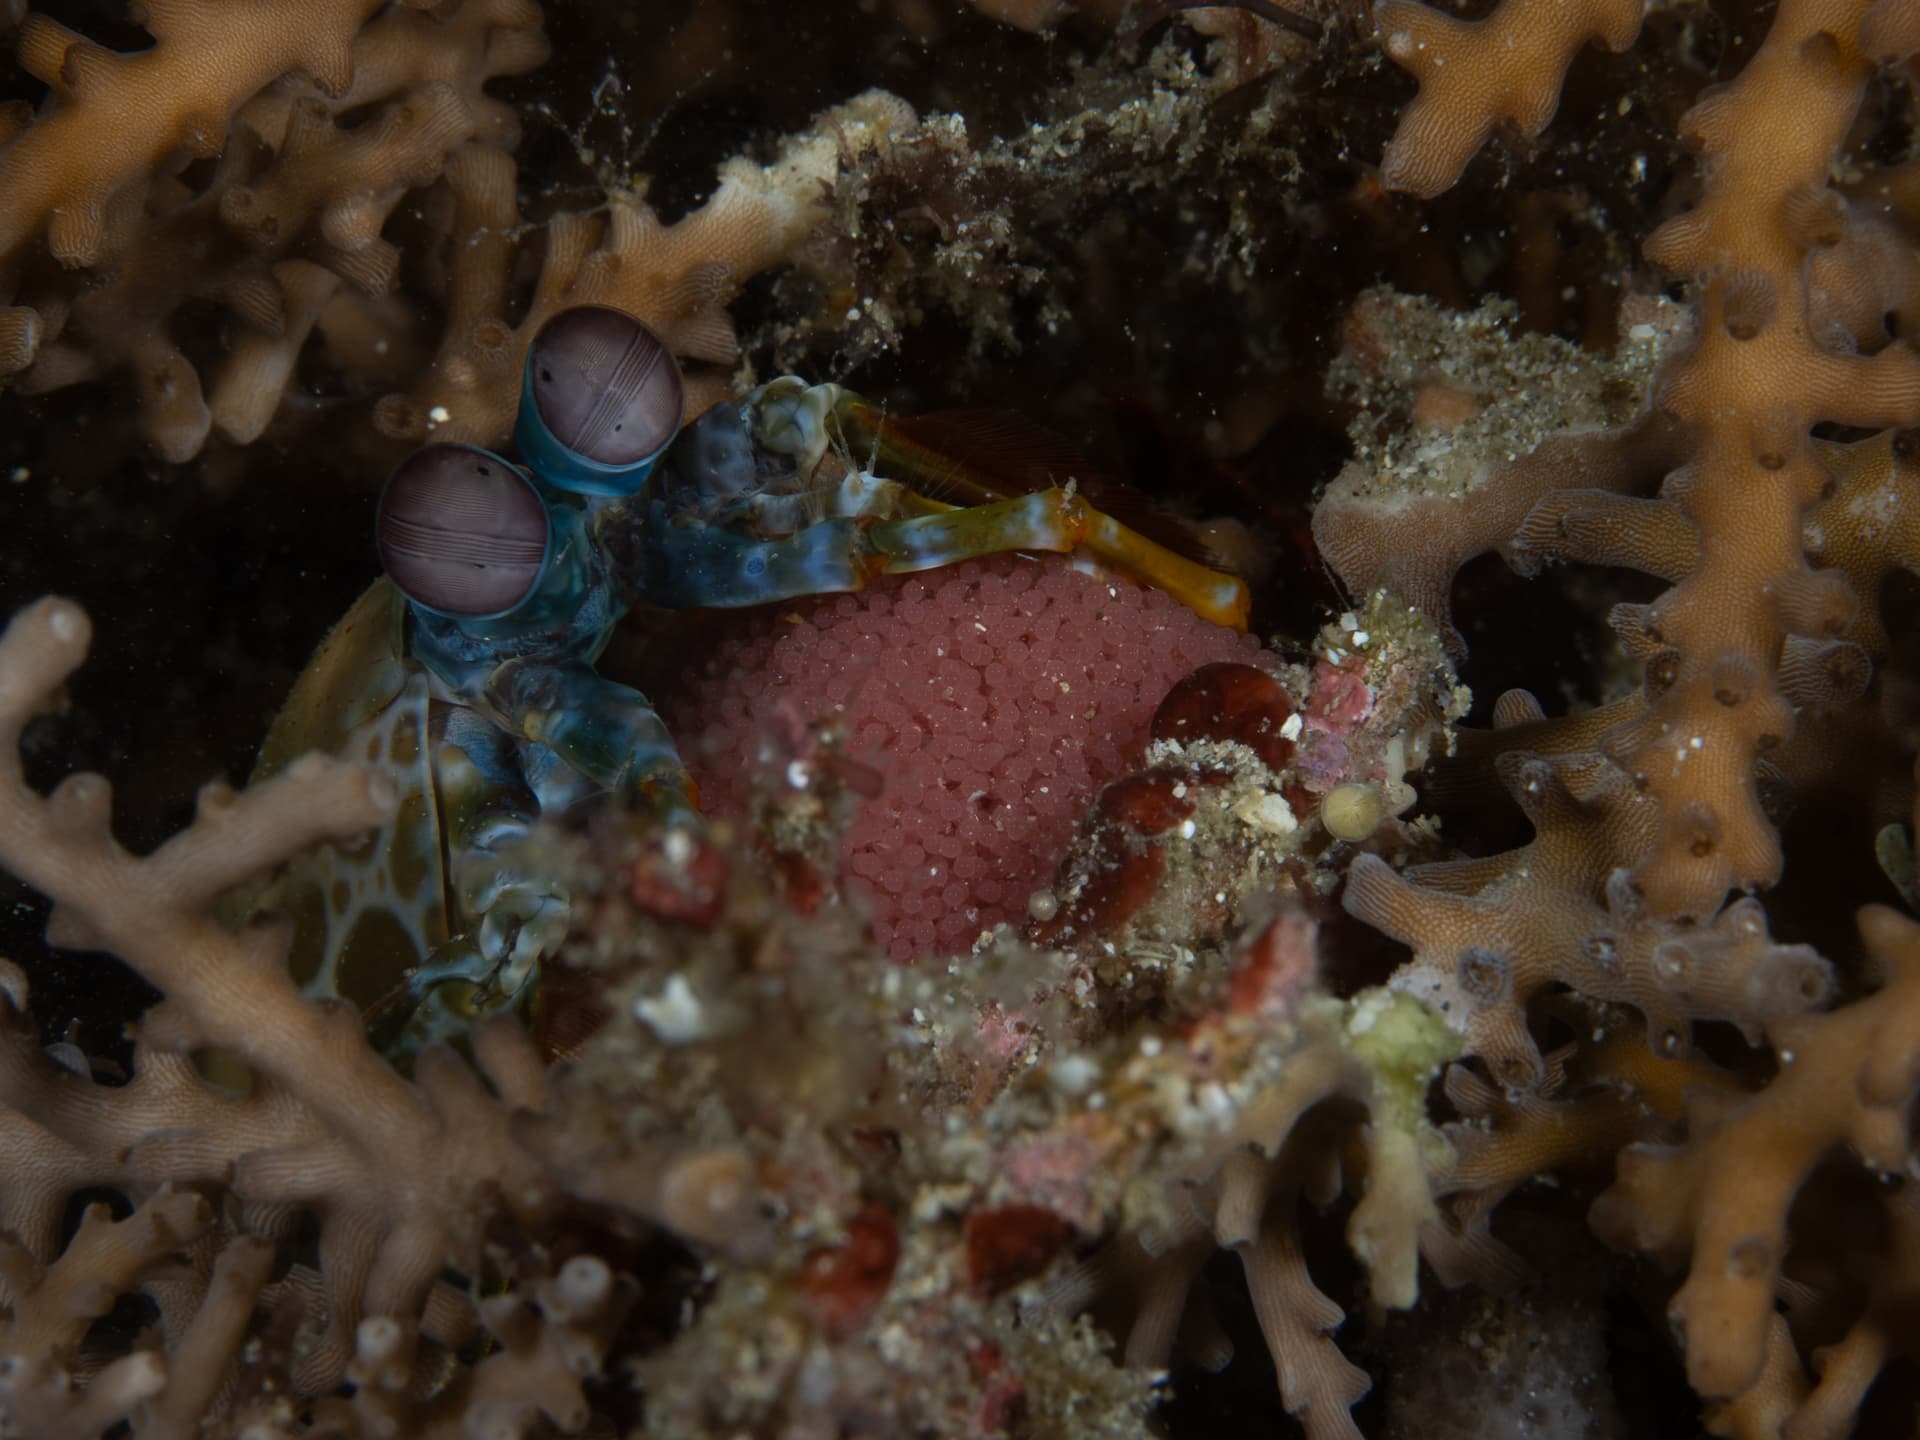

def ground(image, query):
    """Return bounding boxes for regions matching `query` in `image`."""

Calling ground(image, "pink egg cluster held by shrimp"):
[666,554,1263,959]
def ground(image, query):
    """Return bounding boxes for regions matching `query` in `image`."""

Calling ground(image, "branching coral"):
[0,605,541,1351]
[1347,0,1920,913]
[1026,981,1458,1440]
[1375,0,1644,197]
[1590,904,1920,1410]
[1314,0,1920,1424]
[0,0,914,465]
[1,0,550,461]
[16,0,1920,1430]
[0,0,401,270]
[367,89,916,449]
[0,597,760,1424]
[1346,751,1835,1088]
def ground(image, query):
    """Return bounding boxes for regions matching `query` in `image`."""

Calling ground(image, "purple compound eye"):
[377,444,549,618]
[525,306,684,469]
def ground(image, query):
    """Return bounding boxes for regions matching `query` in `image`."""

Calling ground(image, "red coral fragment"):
[629,832,728,926]
[1102,772,1199,835]
[801,1205,900,1333]
[1031,660,1301,946]
[1027,772,1197,943]
[964,1203,1073,1295]
[1227,910,1318,1021]
[1151,661,1298,770]
[1037,847,1160,944]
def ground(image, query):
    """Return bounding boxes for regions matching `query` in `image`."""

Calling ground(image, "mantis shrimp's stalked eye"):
[516,305,685,496]
[377,443,550,618]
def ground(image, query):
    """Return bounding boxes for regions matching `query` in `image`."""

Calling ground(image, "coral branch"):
[1376,0,1643,196]
[0,596,761,1408]
[373,90,917,449]
[1590,905,1920,1399]
[0,0,401,272]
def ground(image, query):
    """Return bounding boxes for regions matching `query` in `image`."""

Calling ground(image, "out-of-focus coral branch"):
[0,595,764,1422]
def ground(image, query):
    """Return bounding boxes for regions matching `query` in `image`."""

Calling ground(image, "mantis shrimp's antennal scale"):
[517,305,686,496]
[377,443,551,618]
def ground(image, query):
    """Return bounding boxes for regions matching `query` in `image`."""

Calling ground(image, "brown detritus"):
[1314,288,1687,659]
[529,954,614,1063]
[1409,381,1486,433]
[780,31,1320,386]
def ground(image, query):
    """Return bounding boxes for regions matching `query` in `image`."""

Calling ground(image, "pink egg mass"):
[665,555,1263,959]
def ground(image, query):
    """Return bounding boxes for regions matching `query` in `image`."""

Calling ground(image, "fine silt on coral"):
[6,0,1920,1437]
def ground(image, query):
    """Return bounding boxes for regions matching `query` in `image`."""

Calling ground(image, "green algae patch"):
[1345,986,1460,1133]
